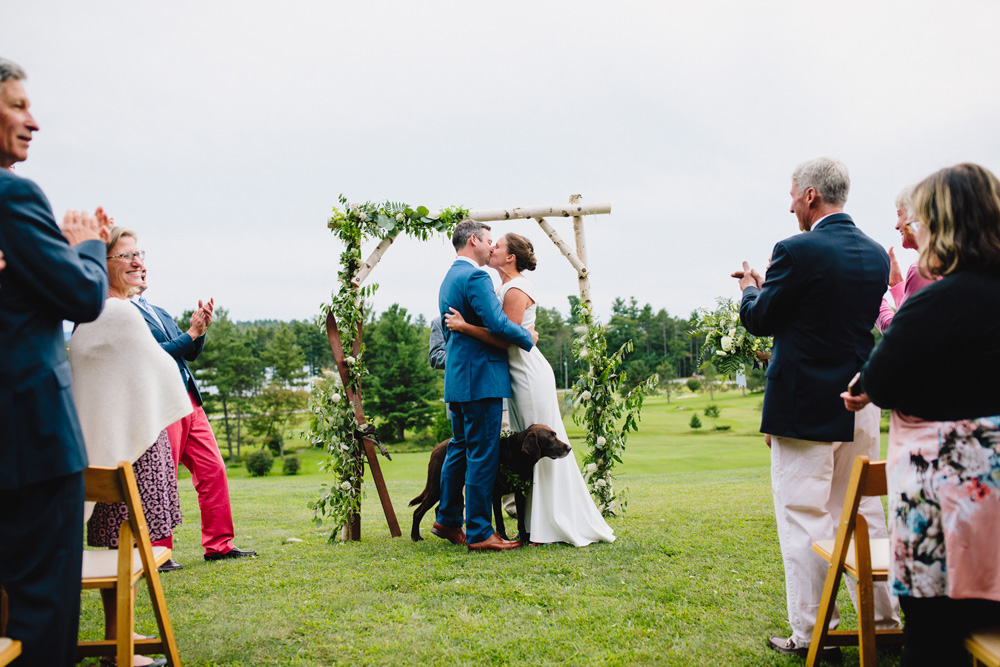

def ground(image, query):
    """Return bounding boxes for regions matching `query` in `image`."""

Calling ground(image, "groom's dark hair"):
[452,219,491,251]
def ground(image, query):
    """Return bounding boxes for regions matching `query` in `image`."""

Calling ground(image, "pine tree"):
[365,304,437,442]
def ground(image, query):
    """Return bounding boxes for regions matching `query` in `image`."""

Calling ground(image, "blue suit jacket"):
[135,301,205,406]
[740,213,889,442]
[0,170,108,489]
[438,259,533,403]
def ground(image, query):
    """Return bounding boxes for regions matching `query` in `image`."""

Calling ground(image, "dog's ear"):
[522,428,541,461]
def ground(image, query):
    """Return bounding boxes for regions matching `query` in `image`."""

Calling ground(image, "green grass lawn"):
[79,391,897,666]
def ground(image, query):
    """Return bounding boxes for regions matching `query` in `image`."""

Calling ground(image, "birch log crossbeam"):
[469,202,611,222]
[351,232,400,288]
[535,217,587,277]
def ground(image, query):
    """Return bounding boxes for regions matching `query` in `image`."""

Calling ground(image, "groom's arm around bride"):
[436,220,534,552]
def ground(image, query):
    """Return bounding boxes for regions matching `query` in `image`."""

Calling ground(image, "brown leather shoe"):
[431,522,467,545]
[467,533,522,552]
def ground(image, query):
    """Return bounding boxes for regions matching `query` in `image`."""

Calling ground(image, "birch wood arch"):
[320,196,611,541]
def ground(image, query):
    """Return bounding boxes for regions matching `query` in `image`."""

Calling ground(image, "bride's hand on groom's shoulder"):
[529,325,539,346]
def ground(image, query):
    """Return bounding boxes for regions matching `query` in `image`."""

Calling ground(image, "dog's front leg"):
[515,492,529,543]
[492,492,508,540]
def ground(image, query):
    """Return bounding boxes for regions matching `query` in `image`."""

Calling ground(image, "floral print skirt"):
[887,413,1000,600]
[87,429,182,547]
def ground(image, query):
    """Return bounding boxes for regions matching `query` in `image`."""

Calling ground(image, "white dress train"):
[500,277,615,546]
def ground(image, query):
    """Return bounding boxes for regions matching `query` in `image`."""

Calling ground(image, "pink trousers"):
[152,392,235,556]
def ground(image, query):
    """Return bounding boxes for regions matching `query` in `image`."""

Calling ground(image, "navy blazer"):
[740,213,889,442]
[135,300,205,406]
[0,170,108,489]
[439,259,533,403]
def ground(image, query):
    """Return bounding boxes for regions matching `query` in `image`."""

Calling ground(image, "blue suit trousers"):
[436,398,502,544]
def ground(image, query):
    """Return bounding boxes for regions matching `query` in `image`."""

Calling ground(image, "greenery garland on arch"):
[571,301,658,515]
[306,195,468,539]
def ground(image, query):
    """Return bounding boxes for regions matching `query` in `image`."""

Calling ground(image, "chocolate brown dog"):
[409,424,571,543]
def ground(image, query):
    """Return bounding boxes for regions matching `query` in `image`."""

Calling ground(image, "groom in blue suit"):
[436,220,535,552]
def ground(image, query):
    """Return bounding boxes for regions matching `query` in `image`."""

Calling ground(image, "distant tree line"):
[183,295,734,456]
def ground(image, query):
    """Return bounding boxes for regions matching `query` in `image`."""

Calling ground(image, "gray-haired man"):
[733,157,901,657]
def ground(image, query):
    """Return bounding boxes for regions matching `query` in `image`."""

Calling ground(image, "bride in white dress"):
[445,232,614,547]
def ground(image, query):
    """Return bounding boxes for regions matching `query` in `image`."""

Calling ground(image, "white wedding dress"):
[500,277,615,546]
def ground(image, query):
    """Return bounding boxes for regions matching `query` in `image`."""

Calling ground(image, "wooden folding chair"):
[807,455,903,666]
[78,462,182,666]
[968,628,1000,667]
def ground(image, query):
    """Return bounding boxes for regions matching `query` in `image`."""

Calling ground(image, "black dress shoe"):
[204,546,257,561]
[767,636,841,661]
[157,558,182,573]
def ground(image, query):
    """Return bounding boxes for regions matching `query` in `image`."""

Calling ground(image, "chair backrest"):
[840,456,885,522]
[83,463,153,554]
[860,459,887,498]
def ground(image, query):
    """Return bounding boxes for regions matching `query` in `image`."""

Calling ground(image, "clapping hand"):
[187,297,215,339]
[731,261,764,291]
[93,207,114,243]
[60,209,105,247]
[888,247,903,287]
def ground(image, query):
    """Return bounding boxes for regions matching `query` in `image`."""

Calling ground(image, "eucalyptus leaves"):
[307,196,467,540]
[572,302,658,515]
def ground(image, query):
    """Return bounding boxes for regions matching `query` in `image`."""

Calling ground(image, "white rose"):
[331,392,341,403]
[581,390,592,401]
[345,356,356,365]
[721,336,733,351]
[586,463,598,473]
[395,212,405,222]
[596,436,607,448]
[596,478,607,487]
[728,328,737,338]
[340,481,352,490]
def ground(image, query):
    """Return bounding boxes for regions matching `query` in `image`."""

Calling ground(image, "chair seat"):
[82,546,171,585]
[967,627,1000,667]
[0,637,22,667]
[813,538,891,579]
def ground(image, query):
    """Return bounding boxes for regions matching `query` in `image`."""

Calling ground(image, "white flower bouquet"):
[690,297,771,378]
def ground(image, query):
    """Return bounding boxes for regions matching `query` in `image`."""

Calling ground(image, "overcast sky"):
[4,1,999,325]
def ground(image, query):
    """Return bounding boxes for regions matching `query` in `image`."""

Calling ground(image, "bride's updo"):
[505,233,537,272]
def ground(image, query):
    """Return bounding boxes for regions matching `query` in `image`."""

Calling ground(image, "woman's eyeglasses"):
[107,251,145,262]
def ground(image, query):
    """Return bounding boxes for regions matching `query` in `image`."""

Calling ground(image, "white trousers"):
[771,403,901,646]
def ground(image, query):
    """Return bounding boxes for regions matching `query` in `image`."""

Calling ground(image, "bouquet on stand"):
[690,297,771,378]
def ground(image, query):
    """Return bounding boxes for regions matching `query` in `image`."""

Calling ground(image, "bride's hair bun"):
[505,233,537,272]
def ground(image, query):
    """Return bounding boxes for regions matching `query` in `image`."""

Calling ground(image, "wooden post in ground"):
[324,309,401,541]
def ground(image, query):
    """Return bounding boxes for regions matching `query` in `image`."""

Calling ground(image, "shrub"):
[686,378,702,392]
[715,425,731,431]
[245,448,274,477]
[704,405,720,418]
[282,455,301,475]
[689,414,702,430]
[265,433,283,456]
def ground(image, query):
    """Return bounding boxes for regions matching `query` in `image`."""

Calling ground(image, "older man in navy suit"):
[436,220,535,552]
[735,157,901,658]
[0,59,110,666]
